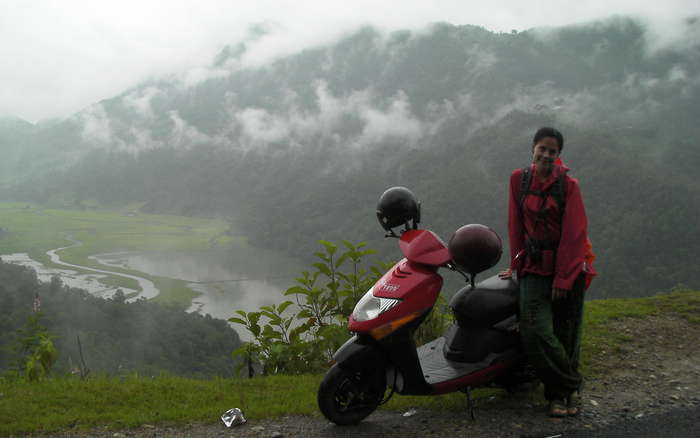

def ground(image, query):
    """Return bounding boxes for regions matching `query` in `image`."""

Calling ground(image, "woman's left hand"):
[552,288,567,300]
[498,268,513,279]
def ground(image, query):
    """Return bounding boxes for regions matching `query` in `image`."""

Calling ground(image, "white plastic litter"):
[221,408,247,427]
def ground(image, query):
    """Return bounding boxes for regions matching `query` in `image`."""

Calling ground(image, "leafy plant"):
[414,295,452,346]
[25,333,58,382]
[230,240,386,375]
[6,312,58,382]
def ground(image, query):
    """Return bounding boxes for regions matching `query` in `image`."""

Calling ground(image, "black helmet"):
[448,224,502,275]
[376,186,421,231]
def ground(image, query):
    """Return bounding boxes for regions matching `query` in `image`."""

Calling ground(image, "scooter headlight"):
[352,288,401,322]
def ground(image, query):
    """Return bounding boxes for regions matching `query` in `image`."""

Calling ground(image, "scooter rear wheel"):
[318,363,385,425]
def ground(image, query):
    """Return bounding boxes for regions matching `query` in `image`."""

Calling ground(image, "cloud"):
[2,1,698,122]
[78,104,116,146]
[356,90,424,146]
[122,87,162,119]
[636,10,700,53]
[235,108,291,144]
[227,81,437,151]
[77,100,222,152]
[168,111,216,147]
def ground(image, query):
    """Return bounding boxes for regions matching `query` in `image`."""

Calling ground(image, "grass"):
[0,373,495,435]
[579,285,700,374]
[2,288,698,435]
[0,201,233,307]
[0,375,322,433]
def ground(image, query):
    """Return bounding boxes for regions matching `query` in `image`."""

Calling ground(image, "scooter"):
[317,192,531,425]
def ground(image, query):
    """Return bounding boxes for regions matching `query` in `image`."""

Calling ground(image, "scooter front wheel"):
[317,363,385,425]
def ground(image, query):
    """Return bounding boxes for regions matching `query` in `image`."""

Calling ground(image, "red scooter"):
[317,187,530,425]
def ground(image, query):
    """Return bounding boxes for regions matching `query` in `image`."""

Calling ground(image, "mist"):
[1,1,698,122]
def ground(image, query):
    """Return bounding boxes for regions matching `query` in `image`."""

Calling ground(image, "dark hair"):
[532,127,564,151]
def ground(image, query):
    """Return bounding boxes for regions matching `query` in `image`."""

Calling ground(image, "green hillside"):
[1,17,699,299]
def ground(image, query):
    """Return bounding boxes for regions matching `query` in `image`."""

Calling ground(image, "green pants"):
[519,273,585,401]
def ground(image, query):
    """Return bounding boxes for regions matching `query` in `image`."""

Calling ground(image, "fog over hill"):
[1,16,699,299]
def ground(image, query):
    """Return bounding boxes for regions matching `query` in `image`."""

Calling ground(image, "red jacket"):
[508,163,596,291]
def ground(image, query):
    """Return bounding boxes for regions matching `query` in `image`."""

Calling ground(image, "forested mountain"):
[0,260,240,377]
[1,16,699,299]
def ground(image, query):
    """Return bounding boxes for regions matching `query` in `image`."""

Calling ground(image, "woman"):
[499,127,595,417]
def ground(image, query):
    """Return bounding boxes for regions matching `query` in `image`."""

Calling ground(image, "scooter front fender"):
[333,335,386,370]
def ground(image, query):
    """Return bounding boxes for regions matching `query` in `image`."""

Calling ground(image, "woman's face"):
[532,136,561,174]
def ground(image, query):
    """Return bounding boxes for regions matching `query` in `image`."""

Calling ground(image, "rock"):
[113,434,127,438]
[141,424,156,429]
[589,399,599,407]
[649,374,657,380]
[271,432,284,438]
[670,395,680,401]
[635,413,644,419]
[251,426,266,432]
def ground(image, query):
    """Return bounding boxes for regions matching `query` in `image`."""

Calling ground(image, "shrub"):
[230,240,387,375]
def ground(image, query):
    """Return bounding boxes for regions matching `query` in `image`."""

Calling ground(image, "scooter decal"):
[379,280,400,292]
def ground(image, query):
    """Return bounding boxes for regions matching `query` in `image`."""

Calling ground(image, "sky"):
[1,0,699,123]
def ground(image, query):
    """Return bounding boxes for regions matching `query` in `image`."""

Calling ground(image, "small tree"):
[7,312,58,381]
[230,240,385,376]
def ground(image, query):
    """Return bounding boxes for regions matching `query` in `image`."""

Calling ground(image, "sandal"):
[566,392,581,416]
[548,399,567,417]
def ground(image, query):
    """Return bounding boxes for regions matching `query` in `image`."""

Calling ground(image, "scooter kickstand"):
[465,386,476,421]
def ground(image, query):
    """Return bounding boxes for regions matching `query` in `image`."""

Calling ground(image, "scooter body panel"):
[398,229,451,266]
[348,258,442,333]
[333,326,434,395]
[333,335,380,367]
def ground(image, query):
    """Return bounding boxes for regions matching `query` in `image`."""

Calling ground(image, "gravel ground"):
[23,314,700,438]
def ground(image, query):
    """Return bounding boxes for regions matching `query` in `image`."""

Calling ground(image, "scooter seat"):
[449,274,519,328]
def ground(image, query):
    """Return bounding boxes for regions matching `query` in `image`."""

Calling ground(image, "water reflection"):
[3,246,302,341]
[0,253,137,299]
[92,250,302,338]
